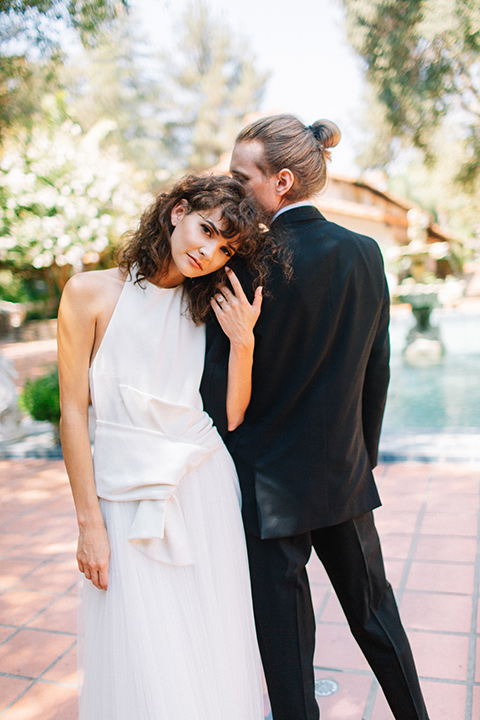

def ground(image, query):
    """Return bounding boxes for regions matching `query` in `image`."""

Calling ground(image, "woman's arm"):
[211,268,262,431]
[57,274,110,590]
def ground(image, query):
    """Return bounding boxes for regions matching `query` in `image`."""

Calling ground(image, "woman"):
[57,174,267,720]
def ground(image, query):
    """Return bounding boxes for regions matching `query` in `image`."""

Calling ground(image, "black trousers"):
[246,512,429,720]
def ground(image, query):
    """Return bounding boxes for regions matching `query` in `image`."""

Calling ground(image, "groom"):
[201,115,429,720]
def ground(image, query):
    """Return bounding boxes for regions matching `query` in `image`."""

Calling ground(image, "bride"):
[57,174,268,719]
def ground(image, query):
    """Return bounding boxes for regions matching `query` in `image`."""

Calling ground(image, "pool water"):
[382,307,480,433]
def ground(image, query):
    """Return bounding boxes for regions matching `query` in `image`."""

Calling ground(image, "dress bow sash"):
[93,384,222,566]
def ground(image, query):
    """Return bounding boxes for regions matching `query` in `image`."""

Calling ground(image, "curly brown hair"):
[118,174,282,323]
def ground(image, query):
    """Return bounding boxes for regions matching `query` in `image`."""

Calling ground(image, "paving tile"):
[421,679,468,720]
[0,512,25,532]
[2,539,75,562]
[472,684,480,720]
[408,629,469,681]
[0,625,17,644]
[27,593,76,634]
[400,591,472,633]
[420,511,478,536]
[383,558,405,591]
[430,468,480,490]
[66,582,79,597]
[476,634,480,683]
[311,587,329,620]
[0,557,44,591]
[426,493,479,513]
[3,487,53,509]
[313,669,373,720]
[42,644,78,685]
[374,509,419,535]
[0,532,28,555]
[378,532,413,560]
[371,678,466,720]
[314,621,370,672]
[15,556,79,594]
[381,463,432,480]
[1,512,56,536]
[414,535,477,564]
[406,560,475,594]
[0,680,77,720]
[307,554,330,586]
[377,493,425,513]
[318,592,347,625]
[0,628,74,677]
[0,459,50,483]
[0,676,31,713]
[0,589,57,626]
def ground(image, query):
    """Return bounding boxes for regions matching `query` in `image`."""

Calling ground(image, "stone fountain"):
[392,209,464,366]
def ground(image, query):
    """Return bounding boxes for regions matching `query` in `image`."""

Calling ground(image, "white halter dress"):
[79,273,264,720]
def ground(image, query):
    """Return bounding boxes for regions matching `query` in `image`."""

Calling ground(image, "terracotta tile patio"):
[0,458,478,719]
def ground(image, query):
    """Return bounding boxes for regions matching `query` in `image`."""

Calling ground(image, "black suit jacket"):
[200,206,390,538]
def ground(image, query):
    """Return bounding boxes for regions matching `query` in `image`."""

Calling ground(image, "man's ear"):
[171,199,188,226]
[275,169,295,197]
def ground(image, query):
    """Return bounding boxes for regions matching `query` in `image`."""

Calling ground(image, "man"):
[201,114,429,720]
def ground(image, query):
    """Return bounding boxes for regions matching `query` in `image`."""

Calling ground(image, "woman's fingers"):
[97,566,109,591]
[224,268,245,299]
[211,297,224,320]
[213,293,226,309]
[252,286,263,316]
[76,527,110,590]
[78,560,109,590]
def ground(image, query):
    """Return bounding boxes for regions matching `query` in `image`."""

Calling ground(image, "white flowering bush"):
[0,118,151,306]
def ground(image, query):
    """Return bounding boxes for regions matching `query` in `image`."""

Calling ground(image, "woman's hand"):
[210,267,262,347]
[211,268,262,431]
[77,520,111,591]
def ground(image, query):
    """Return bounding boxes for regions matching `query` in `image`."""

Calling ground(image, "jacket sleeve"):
[362,279,390,468]
[200,318,230,438]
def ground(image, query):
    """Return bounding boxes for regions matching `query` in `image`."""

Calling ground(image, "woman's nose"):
[199,239,215,260]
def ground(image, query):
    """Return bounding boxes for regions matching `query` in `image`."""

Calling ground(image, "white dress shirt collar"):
[271,201,314,223]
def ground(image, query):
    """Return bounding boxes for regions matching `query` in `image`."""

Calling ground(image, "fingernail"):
[225,267,231,272]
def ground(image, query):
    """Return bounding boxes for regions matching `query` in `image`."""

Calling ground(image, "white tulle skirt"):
[78,446,265,720]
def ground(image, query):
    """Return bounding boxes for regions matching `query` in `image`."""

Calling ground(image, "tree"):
[0,112,149,313]
[58,2,268,175]
[163,0,269,171]
[341,0,480,240]
[0,1,129,50]
[60,19,173,176]
[0,0,129,140]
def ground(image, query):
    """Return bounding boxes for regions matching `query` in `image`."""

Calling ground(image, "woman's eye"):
[221,246,234,257]
[201,224,212,236]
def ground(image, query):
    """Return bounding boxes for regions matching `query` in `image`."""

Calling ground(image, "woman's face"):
[168,202,237,282]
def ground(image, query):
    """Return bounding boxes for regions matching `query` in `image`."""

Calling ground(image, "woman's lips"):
[187,254,203,270]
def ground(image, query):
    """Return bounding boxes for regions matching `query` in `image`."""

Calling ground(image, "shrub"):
[20,367,60,425]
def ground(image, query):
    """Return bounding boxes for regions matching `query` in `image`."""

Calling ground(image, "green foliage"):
[0,0,129,141]
[0,1,129,51]
[20,366,60,424]
[341,0,480,241]
[0,109,150,310]
[342,0,480,154]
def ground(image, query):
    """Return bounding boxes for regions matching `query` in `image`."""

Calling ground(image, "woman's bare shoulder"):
[62,267,126,304]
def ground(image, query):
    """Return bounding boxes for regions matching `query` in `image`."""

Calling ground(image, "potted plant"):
[20,366,60,443]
